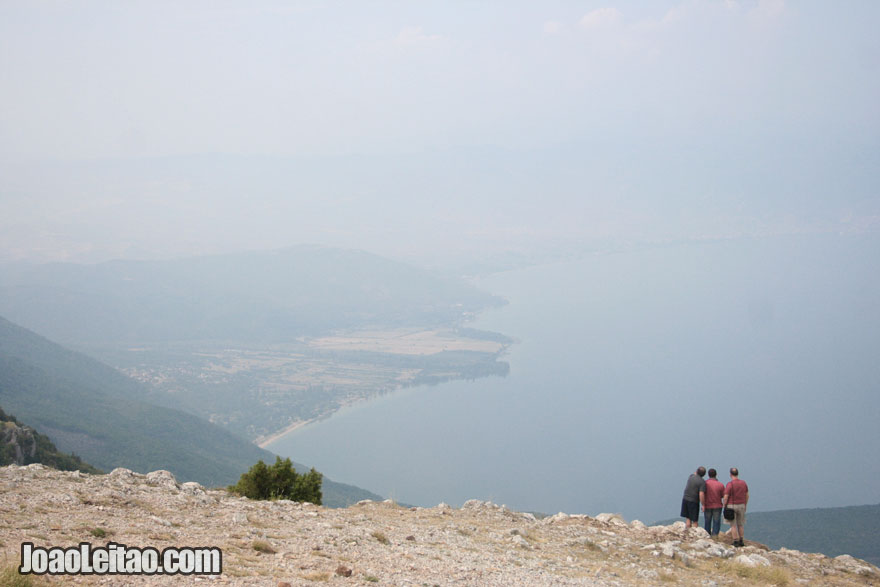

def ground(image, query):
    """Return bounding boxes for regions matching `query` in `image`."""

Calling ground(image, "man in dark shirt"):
[680,466,706,529]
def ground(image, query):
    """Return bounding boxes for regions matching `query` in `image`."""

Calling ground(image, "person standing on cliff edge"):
[723,467,750,547]
[680,466,706,529]
[703,468,725,536]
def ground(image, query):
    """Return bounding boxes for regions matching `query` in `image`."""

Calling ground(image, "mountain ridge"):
[0,245,503,345]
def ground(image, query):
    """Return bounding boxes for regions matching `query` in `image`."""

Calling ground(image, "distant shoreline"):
[253,326,512,449]
[256,419,313,449]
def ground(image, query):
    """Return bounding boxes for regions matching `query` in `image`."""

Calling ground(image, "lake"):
[268,233,880,522]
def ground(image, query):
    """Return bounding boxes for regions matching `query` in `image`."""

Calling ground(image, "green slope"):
[0,315,382,506]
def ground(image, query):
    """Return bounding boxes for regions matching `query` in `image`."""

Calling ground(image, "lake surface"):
[268,233,880,522]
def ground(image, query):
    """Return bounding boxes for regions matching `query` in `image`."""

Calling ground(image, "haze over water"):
[2,1,878,524]
[269,233,880,523]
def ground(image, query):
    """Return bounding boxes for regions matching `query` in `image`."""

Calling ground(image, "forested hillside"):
[0,315,382,506]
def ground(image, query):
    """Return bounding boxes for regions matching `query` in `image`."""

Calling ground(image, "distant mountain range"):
[0,245,502,345]
[656,504,880,567]
[0,315,381,506]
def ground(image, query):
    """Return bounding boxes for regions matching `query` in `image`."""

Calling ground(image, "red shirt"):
[705,478,725,508]
[724,478,749,505]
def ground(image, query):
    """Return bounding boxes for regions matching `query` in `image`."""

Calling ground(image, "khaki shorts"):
[725,503,746,526]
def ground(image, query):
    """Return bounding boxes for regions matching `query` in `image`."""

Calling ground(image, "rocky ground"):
[0,464,877,586]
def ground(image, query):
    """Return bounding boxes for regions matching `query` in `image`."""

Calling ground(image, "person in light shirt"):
[723,467,750,547]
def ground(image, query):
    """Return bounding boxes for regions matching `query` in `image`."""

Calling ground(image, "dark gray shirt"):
[682,473,706,503]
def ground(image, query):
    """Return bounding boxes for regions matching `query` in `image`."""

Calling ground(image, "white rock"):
[709,546,733,558]
[543,512,570,524]
[595,513,626,526]
[779,547,805,558]
[834,554,877,576]
[180,481,206,495]
[145,470,179,490]
[511,535,532,550]
[109,467,137,481]
[150,515,173,527]
[734,554,770,567]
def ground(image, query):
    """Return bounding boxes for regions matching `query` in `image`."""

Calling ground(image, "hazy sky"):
[1,0,878,262]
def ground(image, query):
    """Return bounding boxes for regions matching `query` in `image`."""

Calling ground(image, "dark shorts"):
[681,498,700,522]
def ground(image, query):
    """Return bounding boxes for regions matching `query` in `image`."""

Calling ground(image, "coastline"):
[257,392,388,450]
[256,419,312,449]
[255,327,513,450]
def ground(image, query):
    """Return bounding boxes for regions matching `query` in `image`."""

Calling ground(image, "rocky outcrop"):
[0,421,38,465]
[0,465,876,585]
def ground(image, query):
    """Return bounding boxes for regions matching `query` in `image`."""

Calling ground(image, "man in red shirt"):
[702,468,725,536]
[722,467,750,547]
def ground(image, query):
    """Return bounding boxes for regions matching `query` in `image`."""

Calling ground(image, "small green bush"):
[251,540,276,554]
[230,457,322,505]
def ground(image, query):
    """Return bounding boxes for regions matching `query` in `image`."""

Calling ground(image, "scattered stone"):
[145,470,179,490]
[543,512,569,524]
[180,481,206,495]
[595,513,627,526]
[734,553,771,567]
[0,465,876,586]
[511,534,532,550]
[834,554,877,576]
